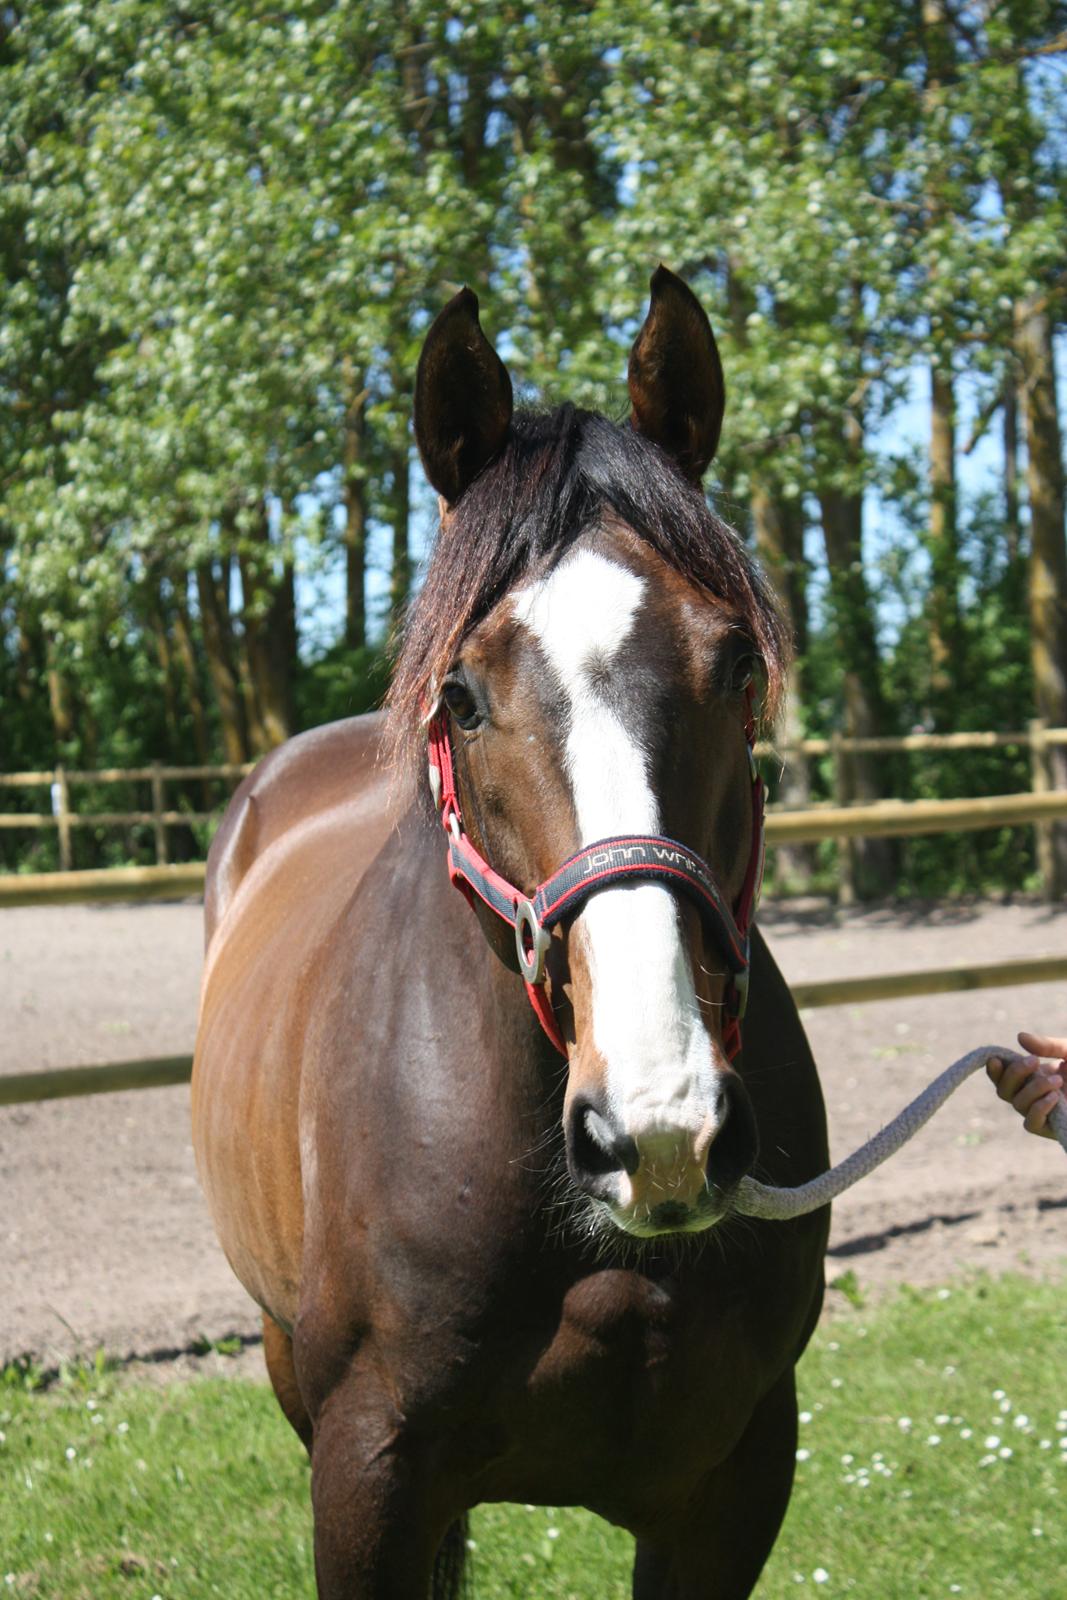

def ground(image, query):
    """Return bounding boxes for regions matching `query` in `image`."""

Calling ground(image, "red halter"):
[427,691,765,1061]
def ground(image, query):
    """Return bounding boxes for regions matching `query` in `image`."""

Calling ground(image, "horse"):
[192,266,830,1599]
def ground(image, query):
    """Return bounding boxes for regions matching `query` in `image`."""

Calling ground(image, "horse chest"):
[517,1269,764,1473]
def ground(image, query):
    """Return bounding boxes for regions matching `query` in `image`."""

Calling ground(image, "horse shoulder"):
[193,711,397,1332]
[204,711,388,948]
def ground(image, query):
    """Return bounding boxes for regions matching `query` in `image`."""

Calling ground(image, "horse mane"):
[386,404,787,775]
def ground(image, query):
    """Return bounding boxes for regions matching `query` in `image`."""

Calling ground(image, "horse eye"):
[730,653,756,692]
[443,679,480,729]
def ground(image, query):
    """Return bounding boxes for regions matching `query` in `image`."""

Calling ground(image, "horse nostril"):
[584,1106,640,1176]
[567,1099,638,1187]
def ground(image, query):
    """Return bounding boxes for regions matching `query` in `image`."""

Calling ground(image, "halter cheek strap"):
[427,698,764,1062]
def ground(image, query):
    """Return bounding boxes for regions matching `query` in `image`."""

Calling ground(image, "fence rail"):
[765,788,1067,843]
[3,788,1067,907]
[0,864,207,907]
[753,726,1067,757]
[3,953,1064,1107]
[0,760,254,871]
[1,726,1066,882]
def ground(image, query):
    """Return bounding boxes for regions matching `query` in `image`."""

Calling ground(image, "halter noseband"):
[426,693,765,1061]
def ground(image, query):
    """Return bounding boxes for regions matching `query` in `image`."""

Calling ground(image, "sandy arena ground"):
[1,897,1065,1373]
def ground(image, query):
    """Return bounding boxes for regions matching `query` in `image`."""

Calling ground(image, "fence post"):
[830,730,855,905]
[1029,717,1053,896]
[52,765,72,872]
[150,761,168,866]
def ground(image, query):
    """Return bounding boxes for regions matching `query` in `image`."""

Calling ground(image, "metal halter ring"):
[514,899,552,984]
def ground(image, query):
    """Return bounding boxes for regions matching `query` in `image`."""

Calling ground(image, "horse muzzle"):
[565,1073,759,1237]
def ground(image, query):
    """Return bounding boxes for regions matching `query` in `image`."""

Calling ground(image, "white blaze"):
[511,549,724,1154]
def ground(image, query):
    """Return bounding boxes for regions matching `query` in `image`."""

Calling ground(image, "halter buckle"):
[515,898,551,984]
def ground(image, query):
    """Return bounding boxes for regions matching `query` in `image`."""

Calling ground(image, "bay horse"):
[192,267,829,1599]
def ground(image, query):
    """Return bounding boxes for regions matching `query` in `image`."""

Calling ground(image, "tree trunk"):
[751,484,814,888]
[147,595,181,758]
[342,357,368,651]
[216,513,267,757]
[927,362,959,704]
[1015,294,1067,895]
[80,679,100,768]
[196,561,248,765]
[390,443,411,634]
[45,637,74,752]
[270,555,298,733]
[171,582,213,807]
[1003,374,1021,563]
[15,611,37,706]
[818,415,895,900]
[235,626,267,754]
[458,59,489,188]
[921,0,960,715]
[397,10,435,160]
[752,485,807,656]
[238,503,294,751]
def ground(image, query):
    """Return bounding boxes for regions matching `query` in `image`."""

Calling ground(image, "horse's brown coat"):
[192,270,830,1600]
[193,664,828,1597]
[194,715,392,1329]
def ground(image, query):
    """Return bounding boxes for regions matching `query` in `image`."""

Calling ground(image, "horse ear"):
[414,287,513,507]
[628,266,725,484]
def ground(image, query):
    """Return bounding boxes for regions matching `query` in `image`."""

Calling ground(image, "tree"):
[3,0,1066,895]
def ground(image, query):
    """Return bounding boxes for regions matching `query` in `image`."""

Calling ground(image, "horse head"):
[397,267,786,1243]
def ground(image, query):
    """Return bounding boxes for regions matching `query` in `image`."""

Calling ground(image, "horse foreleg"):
[631,1366,799,1600]
[308,1373,458,1600]
[263,1313,314,1454]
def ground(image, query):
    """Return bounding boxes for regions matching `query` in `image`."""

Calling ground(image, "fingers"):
[1013,1067,1063,1117]
[988,1055,1043,1103]
[1024,1089,1062,1140]
[988,1052,1063,1139]
[1017,1030,1067,1062]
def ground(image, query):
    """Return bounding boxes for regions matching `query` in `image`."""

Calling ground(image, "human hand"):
[986,1032,1066,1139]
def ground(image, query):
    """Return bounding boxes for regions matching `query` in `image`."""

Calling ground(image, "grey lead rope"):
[733,1046,1067,1222]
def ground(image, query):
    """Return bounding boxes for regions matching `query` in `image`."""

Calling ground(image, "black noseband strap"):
[532,835,749,973]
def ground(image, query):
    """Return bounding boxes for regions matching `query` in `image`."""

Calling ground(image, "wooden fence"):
[3,733,1063,1109]
[4,787,1067,909]
[0,761,253,870]
[3,952,1065,1107]
[1,724,1066,892]
[0,729,1062,870]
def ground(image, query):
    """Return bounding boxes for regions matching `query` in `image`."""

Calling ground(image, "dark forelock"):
[386,405,787,773]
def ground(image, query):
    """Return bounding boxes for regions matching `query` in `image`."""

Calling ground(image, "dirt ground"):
[1,897,1065,1374]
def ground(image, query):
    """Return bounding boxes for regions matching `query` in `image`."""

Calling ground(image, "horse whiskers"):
[711,1206,760,1261]
[508,1107,751,1267]
[540,1178,732,1270]
[509,1124,565,1167]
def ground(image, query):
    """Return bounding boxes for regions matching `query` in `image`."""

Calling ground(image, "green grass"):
[1,1276,1064,1597]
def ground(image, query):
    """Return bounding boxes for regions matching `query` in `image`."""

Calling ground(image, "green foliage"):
[293,642,392,730]
[828,1268,866,1310]
[2,2,1065,893]
[1,1355,47,1393]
